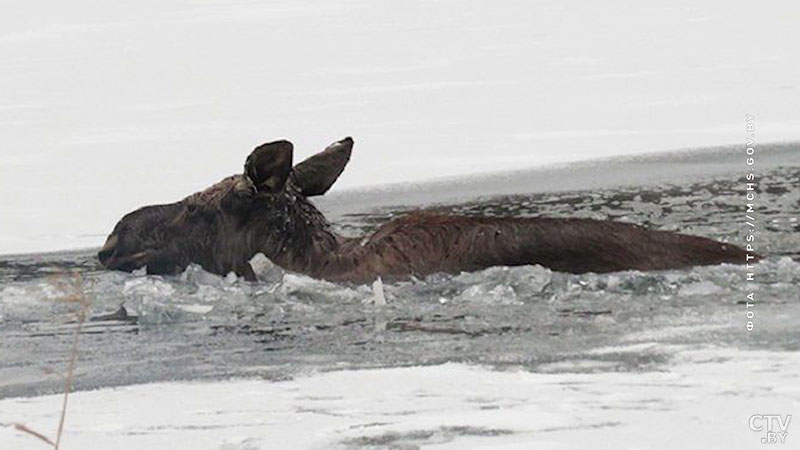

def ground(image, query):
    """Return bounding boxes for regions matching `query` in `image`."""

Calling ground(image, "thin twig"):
[14,271,89,449]
[13,423,56,447]
[55,307,85,450]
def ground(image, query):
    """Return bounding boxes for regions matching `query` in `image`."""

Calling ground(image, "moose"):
[99,137,752,283]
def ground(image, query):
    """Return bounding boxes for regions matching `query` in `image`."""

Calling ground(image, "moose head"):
[98,137,354,280]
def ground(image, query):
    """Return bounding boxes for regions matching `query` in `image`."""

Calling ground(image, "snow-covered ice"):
[1,0,799,254]
[1,348,797,450]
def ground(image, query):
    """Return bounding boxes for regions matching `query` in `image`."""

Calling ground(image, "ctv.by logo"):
[749,414,791,444]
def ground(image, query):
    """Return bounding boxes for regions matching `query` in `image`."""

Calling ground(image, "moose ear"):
[292,137,353,197]
[244,140,294,193]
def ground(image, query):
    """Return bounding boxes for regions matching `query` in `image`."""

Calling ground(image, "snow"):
[1,0,799,255]
[1,347,797,449]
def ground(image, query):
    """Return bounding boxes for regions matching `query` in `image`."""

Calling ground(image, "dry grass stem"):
[14,271,90,450]
[13,423,56,447]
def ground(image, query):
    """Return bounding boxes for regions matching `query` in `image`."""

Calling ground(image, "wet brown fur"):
[99,138,754,283]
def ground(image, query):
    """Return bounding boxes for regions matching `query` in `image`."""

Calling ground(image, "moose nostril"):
[98,235,119,264]
[98,248,114,263]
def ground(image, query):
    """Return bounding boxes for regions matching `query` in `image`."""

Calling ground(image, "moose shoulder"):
[99,137,753,283]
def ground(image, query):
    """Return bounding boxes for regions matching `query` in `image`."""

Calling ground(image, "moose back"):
[99,138,752,283]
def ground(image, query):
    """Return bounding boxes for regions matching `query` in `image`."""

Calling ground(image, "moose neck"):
[259,188,347,277]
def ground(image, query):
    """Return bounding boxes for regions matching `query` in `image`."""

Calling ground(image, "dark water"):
[1,148,798,399]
